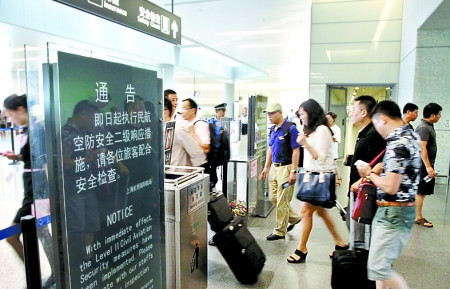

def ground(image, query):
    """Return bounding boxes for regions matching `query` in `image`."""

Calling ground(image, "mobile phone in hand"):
[354,160,369,168]
[282,182,292,188]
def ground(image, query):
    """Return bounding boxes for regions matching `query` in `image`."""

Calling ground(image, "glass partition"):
[248,95,274,217]
[0,43,29,289]
[24,44,56,288]
[22,42,166,289]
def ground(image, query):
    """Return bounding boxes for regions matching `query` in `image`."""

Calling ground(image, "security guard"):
[207,103,230,195]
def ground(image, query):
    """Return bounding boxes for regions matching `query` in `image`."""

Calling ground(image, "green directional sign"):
[55,0,181,44]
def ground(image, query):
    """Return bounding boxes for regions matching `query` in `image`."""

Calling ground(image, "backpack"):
[195,119,230,165]
[270,121,304,168]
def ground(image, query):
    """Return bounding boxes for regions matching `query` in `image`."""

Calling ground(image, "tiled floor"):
[207,167,450,289]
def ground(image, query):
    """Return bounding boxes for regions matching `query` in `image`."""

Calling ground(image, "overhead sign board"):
[55,0,181,44]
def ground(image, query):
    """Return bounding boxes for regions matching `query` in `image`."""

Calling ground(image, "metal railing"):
[0,214,51,289]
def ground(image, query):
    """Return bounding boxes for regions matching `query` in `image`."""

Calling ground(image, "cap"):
[263,103,282,113]
[214,103,227,110]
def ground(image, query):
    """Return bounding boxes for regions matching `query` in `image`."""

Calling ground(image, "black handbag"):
[295,170,336,208]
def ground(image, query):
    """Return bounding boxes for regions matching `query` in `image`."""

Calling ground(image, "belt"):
[376,200,415,207]
[272,162,290,167]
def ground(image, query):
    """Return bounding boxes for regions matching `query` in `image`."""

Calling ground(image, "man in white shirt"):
[178,98,210,154]
[164,97,206,167]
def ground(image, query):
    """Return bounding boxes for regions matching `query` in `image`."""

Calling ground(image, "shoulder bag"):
[351,149,386,224]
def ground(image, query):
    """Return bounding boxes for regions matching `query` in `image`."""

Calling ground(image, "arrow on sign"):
[171,21,178,39]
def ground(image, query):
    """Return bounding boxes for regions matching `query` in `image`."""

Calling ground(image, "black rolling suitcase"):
[331,248,375,288]
[208,192,234,232]
[331,195,375,289]
[213,216,266,284]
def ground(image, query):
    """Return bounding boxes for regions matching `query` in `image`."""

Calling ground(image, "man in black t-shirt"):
[347,96,386,240]
[349,96,386,191]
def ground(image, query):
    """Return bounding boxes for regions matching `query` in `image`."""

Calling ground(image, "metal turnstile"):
[164,166,209,289]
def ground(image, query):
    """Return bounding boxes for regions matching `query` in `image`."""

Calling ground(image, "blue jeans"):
[367,206,415,281]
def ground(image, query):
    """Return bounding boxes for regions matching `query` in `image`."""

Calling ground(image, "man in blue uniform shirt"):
[260,103,301,240]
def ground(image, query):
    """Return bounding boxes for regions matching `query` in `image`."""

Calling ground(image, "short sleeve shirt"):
[330,124,341,159]
[190,116,210,145]
[269,120,300,163]
[378,125,421,202]
[170,125,206,167]
[415,119,437,164]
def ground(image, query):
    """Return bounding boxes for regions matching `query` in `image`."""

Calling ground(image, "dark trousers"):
[203,162,228,197]
[242,124,248,135]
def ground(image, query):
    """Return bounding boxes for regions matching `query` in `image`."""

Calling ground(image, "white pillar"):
[162,65,175,92]
[223,82,235,118]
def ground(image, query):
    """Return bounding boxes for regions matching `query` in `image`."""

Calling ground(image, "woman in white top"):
[287,99,348,263]
[326,111,342,185]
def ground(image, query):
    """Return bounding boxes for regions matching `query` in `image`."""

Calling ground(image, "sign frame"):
[54,0,181,44]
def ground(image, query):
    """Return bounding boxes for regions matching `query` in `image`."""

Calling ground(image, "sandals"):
[415,218,433,228]
[336,178,342,186]
[329,244,349,258]
[287,249,308,263]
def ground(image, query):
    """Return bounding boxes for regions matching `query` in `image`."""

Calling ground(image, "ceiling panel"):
[152,0,312,90]
[311,20,402,43]
[311,42,401,63]
[310,62,399,84]
[313,0,403,23]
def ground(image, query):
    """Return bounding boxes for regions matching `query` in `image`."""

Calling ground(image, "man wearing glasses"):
[179,98,210,155]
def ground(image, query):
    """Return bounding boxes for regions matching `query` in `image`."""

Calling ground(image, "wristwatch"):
[291,169,297,173]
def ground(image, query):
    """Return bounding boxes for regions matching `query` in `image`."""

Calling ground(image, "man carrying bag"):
[357,101,421,288]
